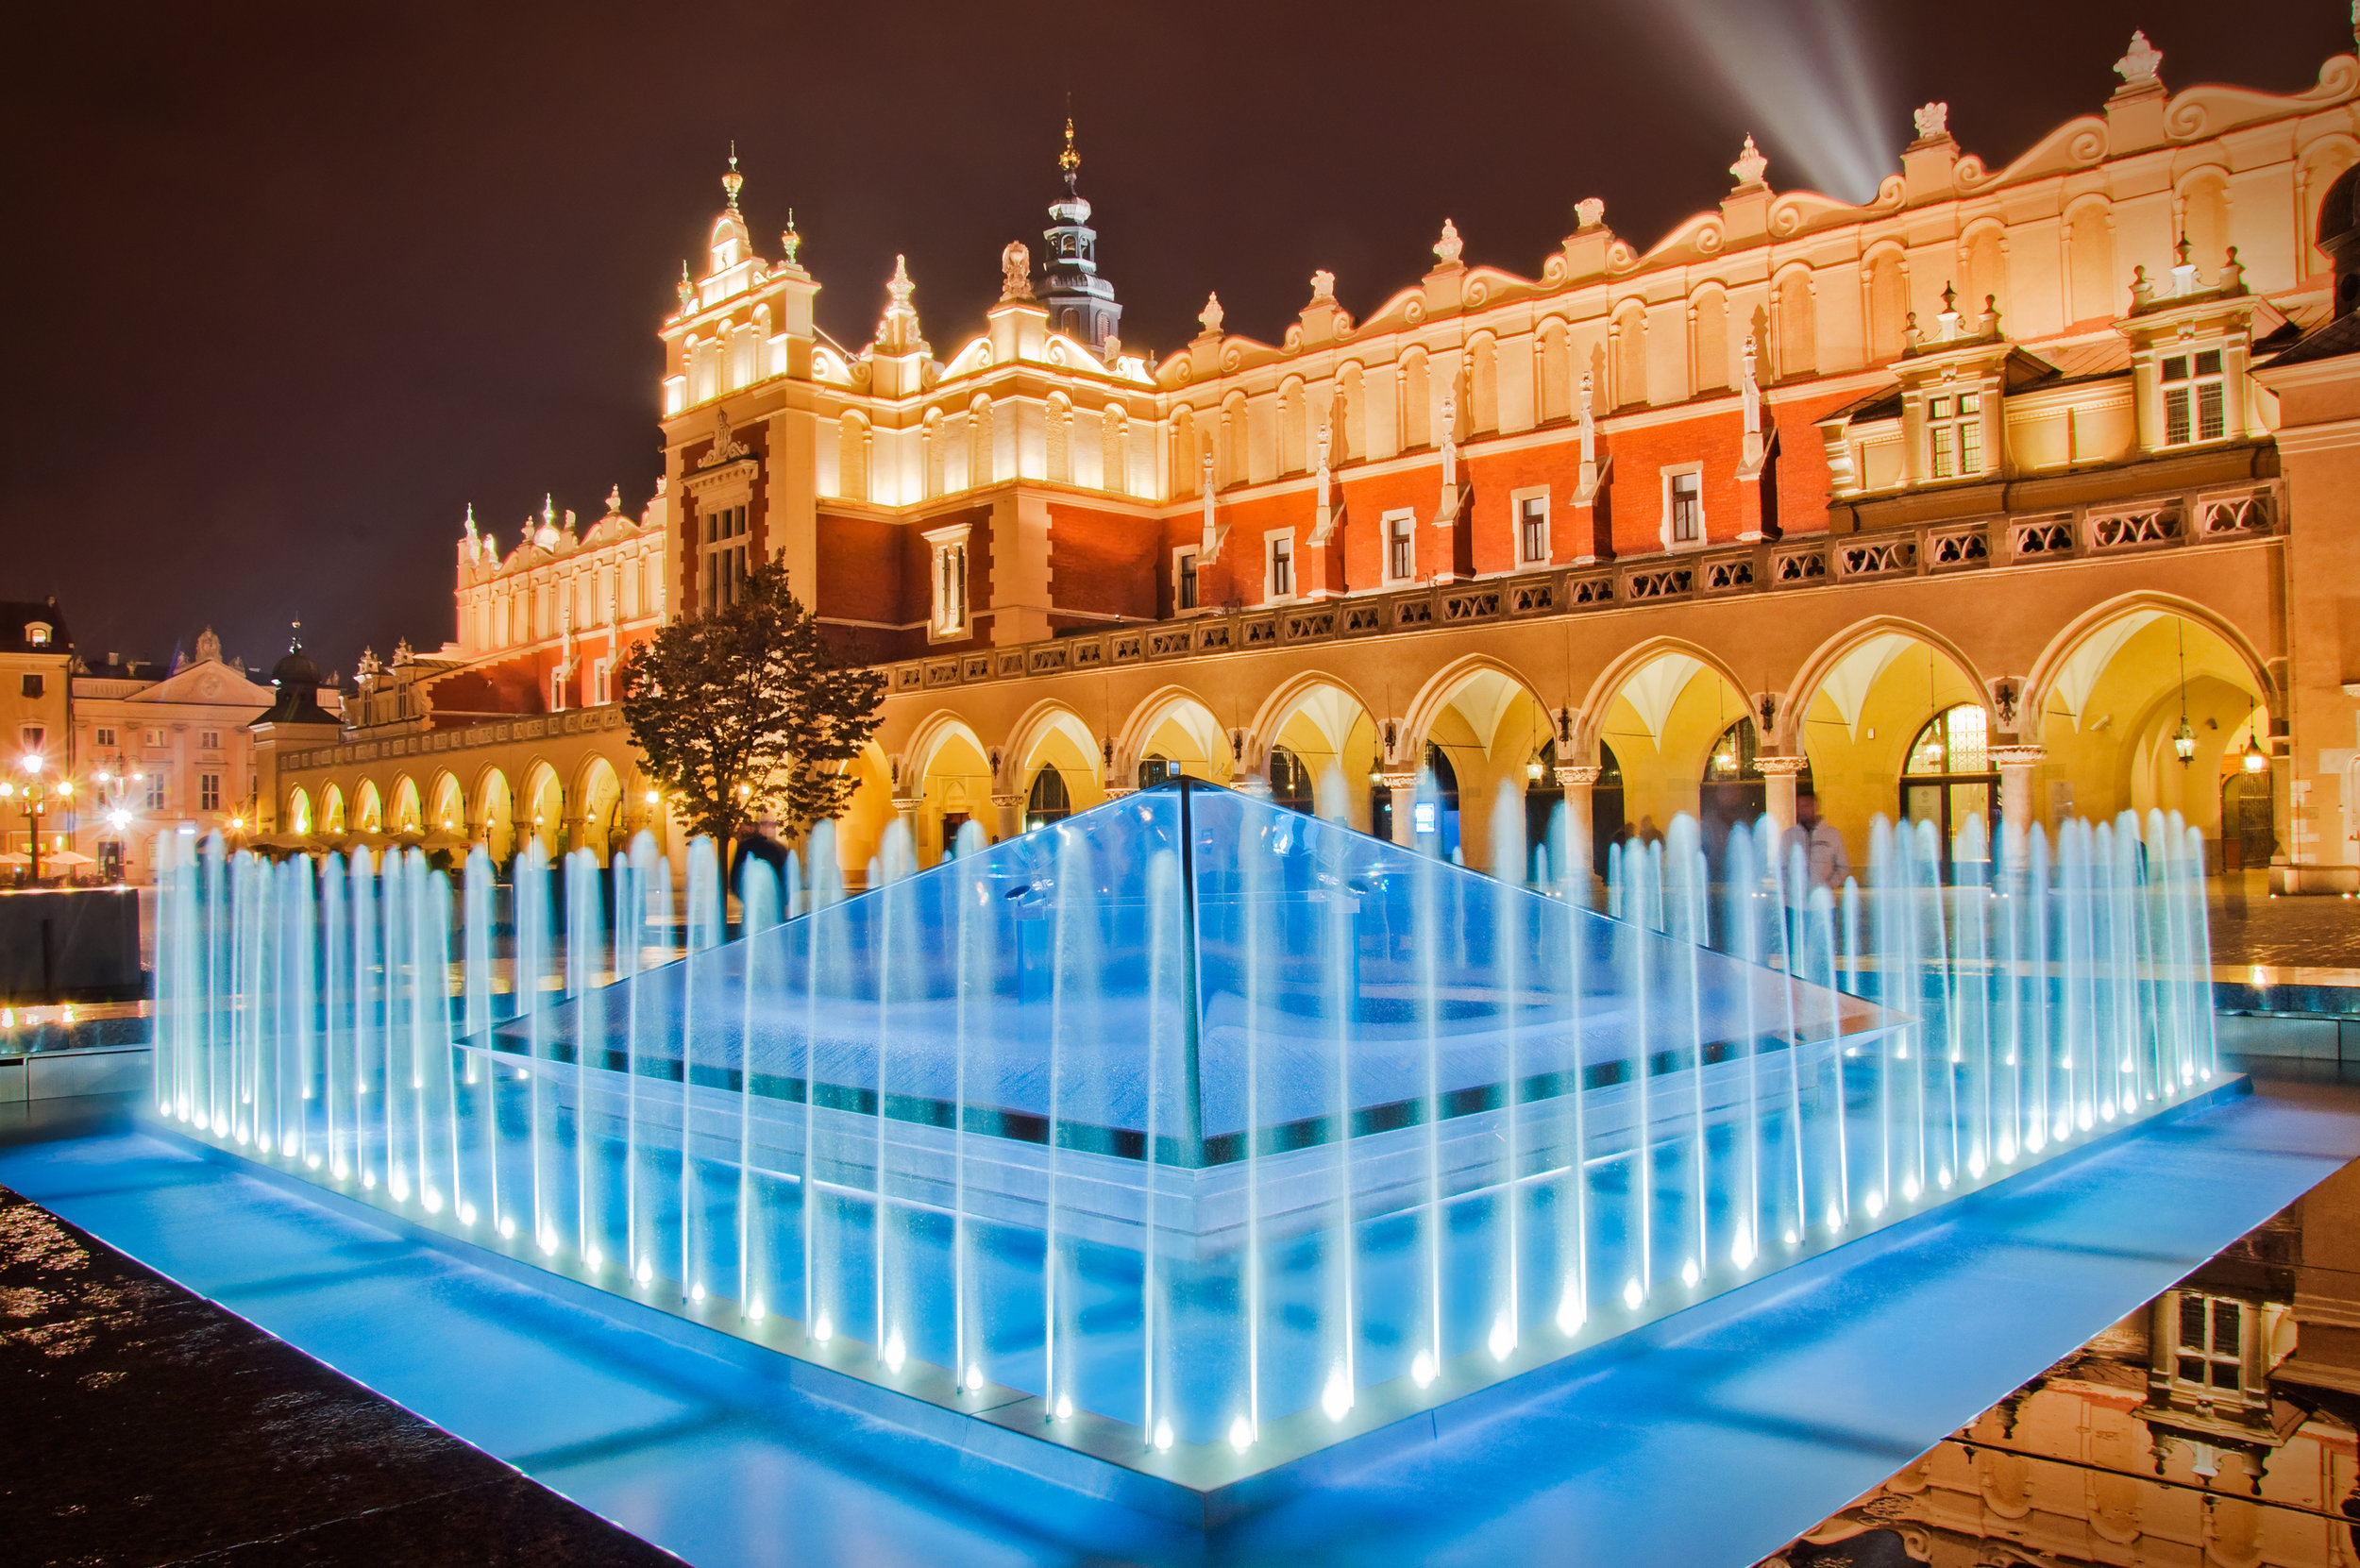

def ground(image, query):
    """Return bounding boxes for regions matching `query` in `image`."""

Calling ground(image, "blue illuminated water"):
[150,781,2217,1484]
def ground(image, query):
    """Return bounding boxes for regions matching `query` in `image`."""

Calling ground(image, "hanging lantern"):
[1525,754,1545,784]
[2243,735,2268,774]
[2172,717,2196,765]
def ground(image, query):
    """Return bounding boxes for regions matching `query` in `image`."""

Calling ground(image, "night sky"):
[1,0,2343,678]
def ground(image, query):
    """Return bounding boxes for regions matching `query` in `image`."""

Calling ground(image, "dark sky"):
[1,0,2343,677]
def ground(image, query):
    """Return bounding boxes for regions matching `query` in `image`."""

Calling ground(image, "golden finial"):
[722,141,743,211]
[1059,116,1079,180]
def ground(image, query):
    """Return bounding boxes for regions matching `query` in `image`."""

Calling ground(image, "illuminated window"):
[1024,765,1070,830]
[1905,704,1989,774]
[1386,511,1418,582]
[199,730,220,750]
[1518,494,1550,565]
[2162,350,2226,446]
[143,728,165,749]
[2171,1292,2249,1395]
[145,775,166,811]
[94,728,115,750]
[927,525,970,636]
[199,774,220,812]
[1266,531,1294,600]
[1928,392,1983,478]
[1667,469,1704,544]
[24,622,49,647]
[1268,746,1313,814]
[1175,549,1200,612]
[701,503,750,613]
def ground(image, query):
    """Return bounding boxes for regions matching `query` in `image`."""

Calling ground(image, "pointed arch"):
[1001,699,1105,795]
[1781,616,1992,753]
[2023,591,2273,730]
[1573,639,1753,762]
[1113,684,1228,786]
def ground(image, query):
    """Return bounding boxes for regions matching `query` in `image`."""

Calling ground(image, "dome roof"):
[272,636,320,690]
[2318,163,2360,251]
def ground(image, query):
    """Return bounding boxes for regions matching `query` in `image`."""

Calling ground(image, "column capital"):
[1988,745,2048,767]
[889,795,920,815]
[1753,754,1811,777]
[988,792,1022,809]
[1377,770,1419,792]
[1104,785,1138,800]
[1554,765,1602,787]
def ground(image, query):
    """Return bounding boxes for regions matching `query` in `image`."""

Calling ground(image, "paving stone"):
[0,1184,680,1568]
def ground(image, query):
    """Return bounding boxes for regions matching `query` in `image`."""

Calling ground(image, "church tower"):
[1039,119,1122,358]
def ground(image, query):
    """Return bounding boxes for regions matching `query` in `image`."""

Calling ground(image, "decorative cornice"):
[1988,745,2048,767]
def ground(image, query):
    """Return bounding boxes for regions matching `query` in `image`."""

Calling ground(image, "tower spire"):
[722,141,743,211]
[1041,112,1121,356]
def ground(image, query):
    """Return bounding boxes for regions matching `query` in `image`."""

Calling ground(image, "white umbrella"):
[0,851,27,867]
[46,850,95,868]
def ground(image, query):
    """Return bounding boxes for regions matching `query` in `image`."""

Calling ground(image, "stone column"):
[1380,770,1419,847]
[1989,744,2047,875]
[1552,764,1600,880]
[991,791,1022,842]
[1755,753,1809,835]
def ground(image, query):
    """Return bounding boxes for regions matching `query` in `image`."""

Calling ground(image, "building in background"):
[72,628,281,883]
[1775,1155,2360,1566]
[0,599,77,876]
[266,29,2360,893]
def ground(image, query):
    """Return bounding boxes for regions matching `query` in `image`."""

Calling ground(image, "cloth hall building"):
[261,32,2360,895]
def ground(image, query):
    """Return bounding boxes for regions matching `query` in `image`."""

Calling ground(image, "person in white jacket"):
[1780,791,1850,894]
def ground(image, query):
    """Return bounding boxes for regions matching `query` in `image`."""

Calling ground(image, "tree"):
[616,559,885,842]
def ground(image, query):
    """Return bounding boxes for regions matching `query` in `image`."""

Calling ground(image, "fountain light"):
[1782,1229,1800,1247]
[636,1261,655,1285]
[1487,1316,1515,1361]
[1153,1420,1174,1452]
[1679,1259,1701,1290]
[1730,1231,1757,1270]
[747,1299,765,1321]
[497,1218,515,1239]
[1054,1394,1074,1421]
[965,1365,984,1392]
[424,1191,444,1214]
[1322,1368,1354,1421]
[1555,1288,1586,1335]
[361,1173,376,1189]
[1412,1349,1438,1388]
[812,1313,834,1343]
[884,1332,906,1373]
[1864,1191,1885,1218]
[690,1283,706,1302]
[1227,1416,1254,1453]
[1622,1278,1644,1310]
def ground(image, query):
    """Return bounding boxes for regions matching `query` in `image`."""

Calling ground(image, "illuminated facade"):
[267,30,2360,894]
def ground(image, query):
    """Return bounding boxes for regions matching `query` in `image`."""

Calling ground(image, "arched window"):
[1905,703,1987,775]
[1268,745,1313,814]
[1025,765,1070,830]
[1902,703,1998,874]
[1137,753,1174,789]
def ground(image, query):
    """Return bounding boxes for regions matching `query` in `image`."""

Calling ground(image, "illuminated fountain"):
[150,781,2217,1491]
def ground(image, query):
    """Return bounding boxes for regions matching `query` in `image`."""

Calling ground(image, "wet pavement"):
[0,1174,679,1567]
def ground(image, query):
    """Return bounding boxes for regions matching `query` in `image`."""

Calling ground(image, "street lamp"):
[2243,734,2268,774]
[0,752,70,882]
